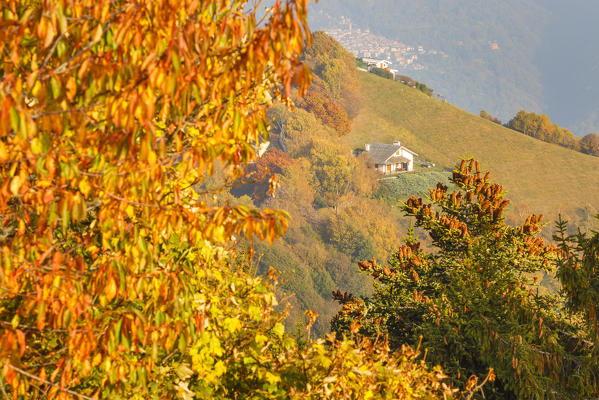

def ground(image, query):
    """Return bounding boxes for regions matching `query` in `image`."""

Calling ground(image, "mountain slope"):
[309,0,548,122]
[348,71,599,223]
[309,0,599,135]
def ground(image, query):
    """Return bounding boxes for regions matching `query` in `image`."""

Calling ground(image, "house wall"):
[376,161,410,174]
[392,148,415,171]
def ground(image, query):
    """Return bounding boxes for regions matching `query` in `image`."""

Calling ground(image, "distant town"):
[323,16,448,73]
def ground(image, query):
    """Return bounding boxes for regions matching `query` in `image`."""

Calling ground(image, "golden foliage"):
[0,0,309,396]
[0,1,459,398]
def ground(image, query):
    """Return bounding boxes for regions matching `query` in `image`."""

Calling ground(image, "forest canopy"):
[0,1,458,399]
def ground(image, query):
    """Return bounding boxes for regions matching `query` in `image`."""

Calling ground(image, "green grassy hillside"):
[348,71,599,225]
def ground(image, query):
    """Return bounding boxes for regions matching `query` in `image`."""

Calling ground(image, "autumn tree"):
[310,141,354,209]
[319,60,343,101]
[268,160,315,227]
[507,110,579,150]
[267,104,324,158]
[479,110,501,124]
[0,0,311,396]
[0,0,460,398]
[300,89,352,135]
[301,31,362,122]
[580,132,599,156]
[325,216,376,262]
[231,148,294,205]
[332,159,599,399]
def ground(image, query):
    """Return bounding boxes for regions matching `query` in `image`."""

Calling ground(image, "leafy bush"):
[378,171,455,201]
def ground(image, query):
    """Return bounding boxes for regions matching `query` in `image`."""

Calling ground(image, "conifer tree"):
[333,159,599,399]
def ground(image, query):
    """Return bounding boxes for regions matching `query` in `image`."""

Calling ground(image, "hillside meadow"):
[348,71,599,228]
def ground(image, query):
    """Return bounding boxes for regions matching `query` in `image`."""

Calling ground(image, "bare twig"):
[6,363,94,400]
[0,372,9,400]
[106,192,159,208]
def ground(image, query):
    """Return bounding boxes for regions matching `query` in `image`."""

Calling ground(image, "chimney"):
[365,143,371,151]
[392,140,401,147]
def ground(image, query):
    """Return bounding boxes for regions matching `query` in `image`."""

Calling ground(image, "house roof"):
[367,143,401,164]
[367,143,418,164]
[386,156,410,164]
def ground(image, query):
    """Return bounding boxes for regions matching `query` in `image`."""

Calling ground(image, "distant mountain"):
[308,0,599,135]
[347,70,599,231]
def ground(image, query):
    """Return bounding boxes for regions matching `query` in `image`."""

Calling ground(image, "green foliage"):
[369,68,434,96]
[176,254,458,399]
[326,216,377,262]
[415,81,434,97]
[554,216,599,341]
[377,171,455,201]
[370,67,395,80]
[355,57,368,69]
[310,141,354,209]
[333,159,599,399]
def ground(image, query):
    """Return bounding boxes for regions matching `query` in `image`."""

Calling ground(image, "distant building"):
[362,58,392,70]
[364,141,418,174]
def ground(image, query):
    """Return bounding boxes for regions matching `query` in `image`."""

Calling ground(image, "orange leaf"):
[66,77,77,101]
[16,329,26,356]
[105,277,117,302]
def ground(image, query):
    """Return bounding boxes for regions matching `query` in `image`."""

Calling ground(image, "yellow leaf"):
[30,138,42,154]
[17,219,25,235]
[0,141,7,162]
[92,24,103,43]
[43,20,55,48]
[214,361,226,377]
[147,150,156,166]
[105,277,117,302]
[92,353,102,367]
[11,314,20,329]
[223,317,241,333]
[32,79,43,97]
[10,176,22,196]
[79,179,91,197]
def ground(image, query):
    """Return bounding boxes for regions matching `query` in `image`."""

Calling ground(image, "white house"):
[362,58,392,70]
[364,141,418,174]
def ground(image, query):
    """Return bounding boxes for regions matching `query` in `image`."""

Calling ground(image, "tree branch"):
[0,372,9,400]
[6,363,94,400]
